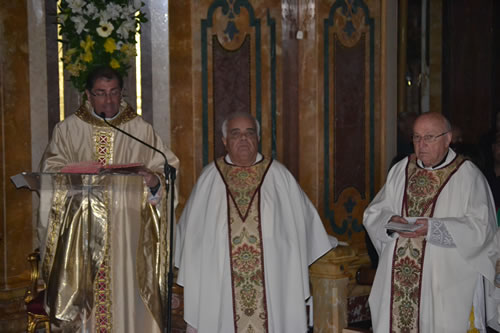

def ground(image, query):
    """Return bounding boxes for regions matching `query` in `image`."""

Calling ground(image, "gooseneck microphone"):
[99,112,174,182]
[99,112,176,333]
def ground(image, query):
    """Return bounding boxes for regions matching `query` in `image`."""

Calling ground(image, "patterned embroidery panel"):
[390,155,465,333]
[404,155,465,217]
[75,100,138,127]
[95,252,112,333]
[391,236,426,333]
[216,157,272,333]
[229,199,268,332]
[93,128,114,166]
[92,127,115,332]
[224,165,268,219]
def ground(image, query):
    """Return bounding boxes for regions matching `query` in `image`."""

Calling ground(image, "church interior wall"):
[0,0,402,330]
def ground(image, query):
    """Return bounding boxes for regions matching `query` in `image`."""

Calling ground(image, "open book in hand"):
[385,217,424,232]
[60,161,145,174]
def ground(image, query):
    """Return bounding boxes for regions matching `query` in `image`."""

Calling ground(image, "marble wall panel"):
[296,0,320,203]
[213,36,251,158]
[172,0,283,212]
[281,0,301,180]
[170,0,195,210]
[0,1,32,287]
[315,0,381,253]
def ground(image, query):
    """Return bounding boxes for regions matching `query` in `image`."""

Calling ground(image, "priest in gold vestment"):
[364,112,499,333]
[175,112,333,332]
[38,66,179,332]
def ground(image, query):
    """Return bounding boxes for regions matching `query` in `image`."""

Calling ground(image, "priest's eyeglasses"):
[412,132,448,144]
[89,89,122,98]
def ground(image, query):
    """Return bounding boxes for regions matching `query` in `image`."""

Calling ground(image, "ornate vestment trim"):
[390,154,466,332]
[93,128,114,166]
[75,100,138,127]
[41,174,69,283]
[401,154,466,217]
[95,188,113,332]
[215,157,272,333]
[90,118,115,331]
[95,247,113,332]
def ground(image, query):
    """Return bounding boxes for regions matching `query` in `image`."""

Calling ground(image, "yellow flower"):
[66,63,80,76]
[110,58,120,69]
[81,51,93,63]
[80,35,94,53]
[120,43,137,58]
[63,48,77,64]
[104,38,116,53]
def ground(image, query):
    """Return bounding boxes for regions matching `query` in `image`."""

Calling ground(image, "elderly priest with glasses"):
[363,112,500,332]
[38,65,179,332]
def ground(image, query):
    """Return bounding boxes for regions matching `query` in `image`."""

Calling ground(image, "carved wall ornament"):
[332,0,369,48]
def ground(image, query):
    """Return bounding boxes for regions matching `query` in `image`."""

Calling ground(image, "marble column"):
[0,1,33,331]
[310,247,358,333]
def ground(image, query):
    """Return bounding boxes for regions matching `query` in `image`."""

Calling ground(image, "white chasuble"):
[175,154,333,333]
[364,150,499,333]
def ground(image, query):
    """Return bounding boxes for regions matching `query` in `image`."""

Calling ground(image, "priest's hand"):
[138,167,160,188]
[395,216,429,238]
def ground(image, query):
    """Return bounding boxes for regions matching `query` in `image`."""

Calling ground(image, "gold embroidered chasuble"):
[40,101,176,332]
[215,157,273,333]
[390,154,465,333]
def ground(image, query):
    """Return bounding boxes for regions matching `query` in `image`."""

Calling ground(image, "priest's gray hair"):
[221,112,261,140]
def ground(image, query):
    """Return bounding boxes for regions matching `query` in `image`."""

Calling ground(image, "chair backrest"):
[24,250,42,304]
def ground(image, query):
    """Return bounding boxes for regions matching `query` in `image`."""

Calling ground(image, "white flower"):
[96,22,114,38]
[85,3,98,17]
[98,10,111,23]
[116,19,135,40]
[133,0,142,10]
[123,4,137,18]
[116,41,124,50]
[106,3,122,20]
[67,0,85,14]
[70,15,88,34]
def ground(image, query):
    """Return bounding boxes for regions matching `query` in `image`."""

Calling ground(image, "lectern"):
[13,172,171,332]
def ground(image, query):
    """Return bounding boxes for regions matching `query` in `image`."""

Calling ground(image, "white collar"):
[87,99,122,121]
[416,148,456,170]
[92,109,120,121]
[224,152,263,166]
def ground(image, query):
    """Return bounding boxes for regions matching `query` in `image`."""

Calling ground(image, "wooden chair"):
[24,250,50,333]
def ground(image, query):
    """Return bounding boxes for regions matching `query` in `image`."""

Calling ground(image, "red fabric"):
[26,290,48,315]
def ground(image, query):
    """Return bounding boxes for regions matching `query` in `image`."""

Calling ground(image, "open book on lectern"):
[59,161,145,174]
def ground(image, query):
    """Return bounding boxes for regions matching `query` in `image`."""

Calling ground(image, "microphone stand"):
[100,114,176,333]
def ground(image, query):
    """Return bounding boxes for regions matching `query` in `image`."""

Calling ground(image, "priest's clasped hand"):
[389,215,429,238]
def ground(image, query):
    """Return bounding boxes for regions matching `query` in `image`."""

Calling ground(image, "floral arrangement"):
[57,0,147,92]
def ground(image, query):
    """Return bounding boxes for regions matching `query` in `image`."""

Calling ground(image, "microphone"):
[99,112,176,333]
[98,112,175,186]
